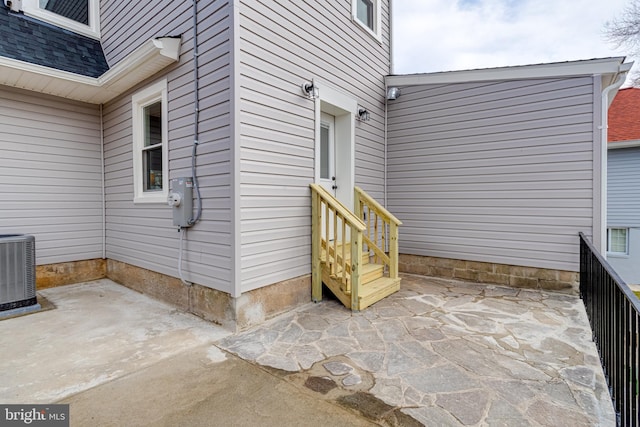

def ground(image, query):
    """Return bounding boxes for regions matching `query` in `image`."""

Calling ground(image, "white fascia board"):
[0,37,181,104]
[386,57,628,87]
[608,140,640,149]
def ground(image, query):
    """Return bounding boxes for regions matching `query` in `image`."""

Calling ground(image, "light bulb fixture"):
[386,87,401,100]
[357,107,370,122]
[301,80,319,99]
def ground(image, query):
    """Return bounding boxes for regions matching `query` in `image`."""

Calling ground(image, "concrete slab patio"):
[0,280,375,426]
[1,275,616,426]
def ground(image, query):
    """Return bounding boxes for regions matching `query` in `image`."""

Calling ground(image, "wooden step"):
[323,261,383,284]
[321,242,370,265]
[357,276,401,311]
[320,264,400,311]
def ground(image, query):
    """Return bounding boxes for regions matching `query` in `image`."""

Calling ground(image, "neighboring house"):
[607,87,640,285]
[0,1,631,330]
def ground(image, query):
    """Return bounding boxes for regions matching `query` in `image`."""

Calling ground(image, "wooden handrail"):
[354,187,402,226]
[310,184,402,310]
[310,184,366,231]
[354,186,402,280]
[310,184,365,308]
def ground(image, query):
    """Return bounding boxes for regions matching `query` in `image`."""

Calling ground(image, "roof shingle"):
[609,87,640,143]
[0,5,108,78]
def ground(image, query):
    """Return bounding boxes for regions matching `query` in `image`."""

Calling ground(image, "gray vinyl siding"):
[387,77,597,272]
[607,227,640,285]
[608,147,640,227]
[0,86,102,265]
[237,0,390,292]
[102,2,233,292]
[101,1,189,65]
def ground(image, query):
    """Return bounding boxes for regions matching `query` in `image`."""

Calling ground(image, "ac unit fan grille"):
[0,235,36,312]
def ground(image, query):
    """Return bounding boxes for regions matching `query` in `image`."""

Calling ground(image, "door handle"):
[332,185,338,190]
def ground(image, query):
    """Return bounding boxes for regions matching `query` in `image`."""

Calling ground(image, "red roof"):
[609,88,640,142]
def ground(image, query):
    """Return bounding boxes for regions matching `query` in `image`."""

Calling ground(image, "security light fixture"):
[357,107,370,121]
[301,80,319,99]
[387,87,401,100]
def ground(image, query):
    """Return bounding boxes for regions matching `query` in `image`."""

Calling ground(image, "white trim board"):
[386,57,631,87]
[0,37,181,104]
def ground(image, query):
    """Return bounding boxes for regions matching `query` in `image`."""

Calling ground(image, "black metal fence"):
[580,232,638,426]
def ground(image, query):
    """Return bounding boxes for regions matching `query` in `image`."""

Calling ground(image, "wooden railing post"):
[351,226,363,311]
[354,188,362,220]
[390,222,399,279]
[311,190,322,302]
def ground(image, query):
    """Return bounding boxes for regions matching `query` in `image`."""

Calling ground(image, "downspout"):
[100,103,106,260]
[384,83,388,208]
[384,0,393,208]
[598,67,630,254]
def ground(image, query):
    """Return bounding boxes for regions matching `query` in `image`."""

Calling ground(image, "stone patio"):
[218,273,616,426]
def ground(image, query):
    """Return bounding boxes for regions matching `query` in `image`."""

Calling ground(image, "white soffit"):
[386,57,631,87]
[0,37,181,104]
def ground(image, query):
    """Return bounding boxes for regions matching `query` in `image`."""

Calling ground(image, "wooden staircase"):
[310,185,402,311]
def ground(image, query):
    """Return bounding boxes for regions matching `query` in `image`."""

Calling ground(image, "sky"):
[392,0,634,81]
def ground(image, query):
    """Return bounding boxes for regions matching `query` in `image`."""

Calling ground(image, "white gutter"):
[387,57,628,87]
[597,62,633,254]
[608,139,640,149]
[0,37,181,104]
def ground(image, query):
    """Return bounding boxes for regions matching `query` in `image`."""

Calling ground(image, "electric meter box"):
[168,177,194,227]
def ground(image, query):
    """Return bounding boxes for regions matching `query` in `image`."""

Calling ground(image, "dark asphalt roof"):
[0,5,108,77]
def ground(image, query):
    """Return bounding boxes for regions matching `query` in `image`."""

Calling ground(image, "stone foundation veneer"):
[37,259,106,289]
[106,259,310,332]
[399,254,579,293]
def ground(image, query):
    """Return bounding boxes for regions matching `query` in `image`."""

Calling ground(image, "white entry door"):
[319,112,336,197]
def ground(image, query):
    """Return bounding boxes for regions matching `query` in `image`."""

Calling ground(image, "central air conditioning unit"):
[0,234,39,315]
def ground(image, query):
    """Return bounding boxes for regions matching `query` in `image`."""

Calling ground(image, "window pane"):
[320,124,330,179]
[143,147,163,191]
[609,229,628,253]
[143,102,162,147]
[357,0,374,30]
[40,0,89,25]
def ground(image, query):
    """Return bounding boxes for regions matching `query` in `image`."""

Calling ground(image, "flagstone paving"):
[218,273,616,426]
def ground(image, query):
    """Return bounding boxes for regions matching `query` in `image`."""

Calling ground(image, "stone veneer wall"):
[36,259,106,289]
[106,259,310,331]
[399,254,579,293]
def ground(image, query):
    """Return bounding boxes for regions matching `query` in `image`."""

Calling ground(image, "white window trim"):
[607,227,629,256]
[132,79,169,204]
[22,0,100,39]
[351,0,382,42]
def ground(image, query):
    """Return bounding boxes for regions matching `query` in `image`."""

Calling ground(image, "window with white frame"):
[132,80,168,204]
[22,0,100,38]
[607,228,629,255]
[352,0,381,40]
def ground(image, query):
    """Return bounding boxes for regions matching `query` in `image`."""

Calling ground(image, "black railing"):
[580,232,638,426]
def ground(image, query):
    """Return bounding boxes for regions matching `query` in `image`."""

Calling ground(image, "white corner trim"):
[0,37,181,104]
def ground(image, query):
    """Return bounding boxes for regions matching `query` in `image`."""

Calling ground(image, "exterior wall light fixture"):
[357,107,370,121]
[302,80,319,99]
[387,87,401,100]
